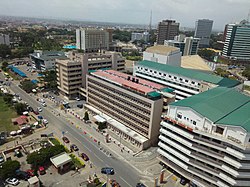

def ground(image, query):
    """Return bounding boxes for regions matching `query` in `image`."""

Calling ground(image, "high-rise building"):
[158,87,250,187]
[156,20,180,45]
[194,19,213,47]
[76,29,109,52]
[86,69,170,150]
[222,20,250,61]
[134,60,240,101]
[131,32,149,42]
[165,37,200,56]
[0,34,10,46]
[56,51,125,99]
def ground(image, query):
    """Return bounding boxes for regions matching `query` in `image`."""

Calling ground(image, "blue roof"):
[8,65,27,77]
[31,79,38,84]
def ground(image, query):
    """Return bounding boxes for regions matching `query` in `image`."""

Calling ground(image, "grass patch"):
[49,138,61,146]
[0,97,19,132]
[69,154,85,168]
[244,85,250,92]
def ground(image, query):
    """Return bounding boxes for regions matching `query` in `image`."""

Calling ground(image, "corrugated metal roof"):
[137,60,240,87]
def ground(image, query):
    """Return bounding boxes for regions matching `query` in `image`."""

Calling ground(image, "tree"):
[198,49,216,61]
[83,111,89,122]
[0,44,11,59]
[0,160,20,179]
[242,67,250,80]
[1,61,9,72]
[21,80,36,93]
[14,103,28,115]
[97,122,107,131]
[3,94,13,105]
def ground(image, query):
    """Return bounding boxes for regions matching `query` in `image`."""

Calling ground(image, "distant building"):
[131,32,149,42]
[165,37,200,56]
[30,51,67,71]
[86,69,171,150]
[134,60,241,101]
[0,34,10,46]
[158,87,250,187]
[143,45,181,67]
[194,19,213,47]
[76,29,109,52]
[156,20,180,45]
[222,20,250,62]
[56,51,125,99]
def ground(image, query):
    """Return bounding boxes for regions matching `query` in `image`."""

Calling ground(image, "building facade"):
[0,34,10,46]
[194,19,213,47]
[131,32,149,42]
[156,20,180,45]
[164,37,200,56]
[158,87,250,187]
[134,60,240,101]
[143,45,181,67]
[76,29,109,52]
[56,51,125,99]
[30,51,67,71]
[86,69,168,150]
[222,20,250,61]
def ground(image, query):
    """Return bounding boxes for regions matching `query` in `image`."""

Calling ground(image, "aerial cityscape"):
[0,1,250,187]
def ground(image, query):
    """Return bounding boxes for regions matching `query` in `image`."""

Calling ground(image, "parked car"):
[0,155,4,163]
[5,177,19,186]
[136,183,147,187]
[75,97,80,101]
[15,169,29,180]
[37,107,42,112]
[77,104,83,108]
[62,137,70,143]
[38,166,45,175]
[41,103,47,107]
[180,177,189,185]
[70,144,79,151]
[42,119,48,125]
[26,169,35,177]
[33,110,39,115]
[101,167,115,175]
[14,149,22,158]
[81,153,89,161]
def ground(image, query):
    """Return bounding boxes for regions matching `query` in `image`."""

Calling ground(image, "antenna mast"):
[149,10,152,32]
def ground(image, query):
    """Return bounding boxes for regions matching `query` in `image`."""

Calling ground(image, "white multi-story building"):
[194,19,213,47]
[222,20,250,61]
[134,60,240,100]
[76,29,109,52]
[0,34,10,46]
[131,32,149,42]
[158,87,250,187]
[143,45,181,67]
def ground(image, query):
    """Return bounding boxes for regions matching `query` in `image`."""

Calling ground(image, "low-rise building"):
[134,60,240,100]
[56,51,125,99]
[86,69,173,150]
[30,51,67,71]
[131,32,149,42]
[158,87,250,187]
[143,45,181,67]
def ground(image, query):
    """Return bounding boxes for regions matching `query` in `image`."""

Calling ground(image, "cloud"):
[0,0,249,30]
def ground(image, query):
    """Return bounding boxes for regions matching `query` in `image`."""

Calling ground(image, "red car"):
[33,110,39,115]
[26,169,35,177]
[81,153,89,161]
[38,166,45,175]
[62,137,70,143]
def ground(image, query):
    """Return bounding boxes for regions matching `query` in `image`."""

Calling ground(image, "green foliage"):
[198,49,216,61]
[215,68,230,78]
[96,122,107,131]
[93,178,101,185]
[21,80,36,93]
[0,160,20,179]
[11,47,34,59]
[14,103,27,115]
[43,70,57,90]
[1,61,9,72]
[26,145,65,168]
[83,111,89,121]
[242,67,250,80]
[0,44,11,59]
[69,154,85,168]
[2,94,13,105]
[113,29,131,43]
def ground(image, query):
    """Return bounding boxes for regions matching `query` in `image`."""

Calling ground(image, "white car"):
[41,102,47,107]
[5,177,19,186]
[37,107,43,112]
[42,119,48,125]
[75,97,80,101]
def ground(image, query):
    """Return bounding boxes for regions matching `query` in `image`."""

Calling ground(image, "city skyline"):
[0,0,249,31]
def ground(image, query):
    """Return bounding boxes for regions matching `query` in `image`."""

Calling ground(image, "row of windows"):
[177,114,197,125]
[88,98,148,136]
[88,88,150,123]
[88,83,151,115]
[88,94,149,129]
[88,78,152,109]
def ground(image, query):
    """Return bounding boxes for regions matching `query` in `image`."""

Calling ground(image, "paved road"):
[9,82,140,187]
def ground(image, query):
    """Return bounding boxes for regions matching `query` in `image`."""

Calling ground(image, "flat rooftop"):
[145,45,179,55]
[181,55,212,72]
[91,69,165,95]
[50,152,72,168]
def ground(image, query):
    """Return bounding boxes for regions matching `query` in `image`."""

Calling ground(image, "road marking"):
[120,176,132,187]
[55,180,64,185]
[93,152,104,162]
[72,135,92,153]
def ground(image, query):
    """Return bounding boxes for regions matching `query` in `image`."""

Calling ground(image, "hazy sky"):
[0,0,250,30]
